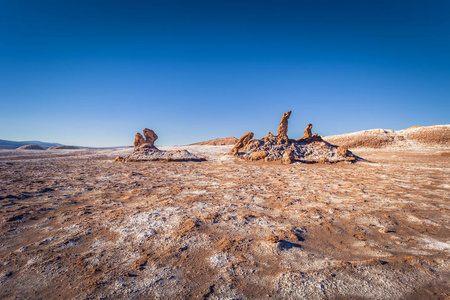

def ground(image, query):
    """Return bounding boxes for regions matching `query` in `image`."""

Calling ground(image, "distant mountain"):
[189,137,238,146]
[0,139,63,149]
[323,125,450,149]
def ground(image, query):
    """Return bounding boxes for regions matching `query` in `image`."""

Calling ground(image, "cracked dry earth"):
[0,146,449,299]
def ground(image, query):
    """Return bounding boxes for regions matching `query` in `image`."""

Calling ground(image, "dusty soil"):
[0,145,449,299]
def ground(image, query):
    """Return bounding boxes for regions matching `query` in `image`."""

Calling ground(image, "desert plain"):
[0,126,449,299]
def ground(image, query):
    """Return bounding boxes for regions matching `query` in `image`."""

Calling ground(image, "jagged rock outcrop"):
[303,123,313,139]
[262,132,274,142]
[123,129,204,162]
[143,128,158,146]
[134,128,159,151]
[277,111,292,139]
[296,123,323,142]
[230,111,357,164]
[230,132,254,154]
[134,133,146,150]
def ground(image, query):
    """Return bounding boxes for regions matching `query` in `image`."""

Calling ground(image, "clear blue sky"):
[0,0,449,146]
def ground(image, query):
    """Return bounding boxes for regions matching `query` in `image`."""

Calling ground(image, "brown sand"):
[0,145,449,299]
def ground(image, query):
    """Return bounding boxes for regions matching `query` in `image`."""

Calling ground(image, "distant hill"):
[0,139,62,149]
[17,144,46,150]
[323,125,450,149]
[190,137,238,146]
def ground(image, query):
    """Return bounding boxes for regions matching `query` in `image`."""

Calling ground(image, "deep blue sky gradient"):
[1,0,449,146]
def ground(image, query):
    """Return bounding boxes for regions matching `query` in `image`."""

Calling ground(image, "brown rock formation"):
[134,133,146,150]
[282,150,294,164]
[277,111,292,139]
[143,128,158,146]
[266,235,280,243]
[337,146,349,157]
[297,123,322,142]
[230,132,254,154]
[312,133,323,141]
[134,128,158,151]
[303,123,313,139]
[262,132,274,143]
[249,151,268,161]
[114,156,126,162]
[126,129,204,162]
[229,111,357,163]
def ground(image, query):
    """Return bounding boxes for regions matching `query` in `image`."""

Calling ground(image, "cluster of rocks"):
[230,111,356,164]
[115,128,203,162]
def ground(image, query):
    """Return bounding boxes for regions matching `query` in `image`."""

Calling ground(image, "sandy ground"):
[0,145,449,299]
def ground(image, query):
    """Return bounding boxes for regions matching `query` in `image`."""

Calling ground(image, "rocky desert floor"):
[0,145,449,299]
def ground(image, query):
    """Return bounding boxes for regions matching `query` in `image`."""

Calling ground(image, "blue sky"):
[0,0,449,146]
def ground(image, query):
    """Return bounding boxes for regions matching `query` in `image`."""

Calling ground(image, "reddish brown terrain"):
[324,125,450,149]
[190,137,238,146]
[0,126,449,299]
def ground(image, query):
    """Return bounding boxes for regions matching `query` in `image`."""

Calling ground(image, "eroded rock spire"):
[276,111,292,139]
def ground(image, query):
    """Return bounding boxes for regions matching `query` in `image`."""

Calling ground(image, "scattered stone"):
[267,235,280,243]
[346,156,356,163]
[114,156,126,162]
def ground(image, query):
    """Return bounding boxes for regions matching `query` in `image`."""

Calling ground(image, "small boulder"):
[249,151,268,161]
[337,145,349,157]
[282,150,294,164]
[267,235,280,243]
[114,156,126,162]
